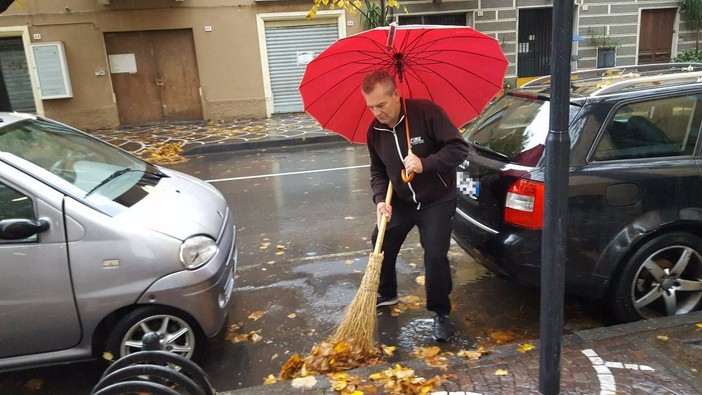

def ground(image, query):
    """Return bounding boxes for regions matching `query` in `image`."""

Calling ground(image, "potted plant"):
[587,29,622,68]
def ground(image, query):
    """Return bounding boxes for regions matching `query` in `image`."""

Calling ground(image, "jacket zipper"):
[374,115,419,208]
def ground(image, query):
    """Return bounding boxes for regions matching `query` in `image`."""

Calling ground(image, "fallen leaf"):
[249,311,266,321]
[345,259,355,265]
[696,323,702,330]
[489,330,520,345]
[276,251,285,256]
[271,353,279,360]
[263,374,278,384]
[102,351,114,361]
[517,343,535,353]
[415,276,425,286]
[457,348,492,360]
[267,261,276,265]
[413,346,441,358]
[381,344,397,357]
[288,313,297,318]
[24,379,43,391]
[291,376,317,389]
[657,335,669,341]
[495,369,509,376]
[344,216,356,220]
[250,332,263,343]
[277,244,286,250]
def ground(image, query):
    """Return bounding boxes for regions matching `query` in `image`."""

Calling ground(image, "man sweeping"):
[361,70,471,342]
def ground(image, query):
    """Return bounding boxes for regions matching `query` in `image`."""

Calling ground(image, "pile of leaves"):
[139,141,187,165]
[369,364,455,395]
[275,339,385,381]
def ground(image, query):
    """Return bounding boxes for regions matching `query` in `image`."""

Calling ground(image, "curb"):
[182,134,348,156]
[217,311,702,394]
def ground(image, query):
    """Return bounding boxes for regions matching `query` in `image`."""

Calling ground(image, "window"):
[593,95,701,161]
[0,181,37,243]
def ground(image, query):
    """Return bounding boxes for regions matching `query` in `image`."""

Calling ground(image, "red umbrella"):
[299,23,508,144]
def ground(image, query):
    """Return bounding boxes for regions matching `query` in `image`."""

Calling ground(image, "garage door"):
[265,23,338,113]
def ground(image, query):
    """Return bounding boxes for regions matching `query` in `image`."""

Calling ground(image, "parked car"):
[0,112,237,371]
[453,63,702,323]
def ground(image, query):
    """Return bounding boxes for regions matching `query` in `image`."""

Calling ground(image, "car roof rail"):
[520,63,702,96]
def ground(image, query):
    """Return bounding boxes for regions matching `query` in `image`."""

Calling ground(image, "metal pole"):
[539,1,573,394]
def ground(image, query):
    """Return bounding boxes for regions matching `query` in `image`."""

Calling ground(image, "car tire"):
[611,232,702,322]
[106,306,205,362]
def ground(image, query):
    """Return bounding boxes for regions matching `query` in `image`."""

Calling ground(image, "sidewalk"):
[87,113,346,162]
[89,115,702,394]
[223,311,702,395]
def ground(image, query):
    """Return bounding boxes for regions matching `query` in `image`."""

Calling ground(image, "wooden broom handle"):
[373,182,393,255]
[401,98,415,183]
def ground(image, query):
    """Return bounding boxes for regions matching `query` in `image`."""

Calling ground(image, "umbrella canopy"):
[299,24,508,144]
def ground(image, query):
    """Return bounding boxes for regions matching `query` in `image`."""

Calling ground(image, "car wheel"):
[106,306,205,362]
[611,232,702,322]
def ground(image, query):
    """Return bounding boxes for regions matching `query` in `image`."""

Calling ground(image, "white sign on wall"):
[29,42,73,99]
[108,54,138,74]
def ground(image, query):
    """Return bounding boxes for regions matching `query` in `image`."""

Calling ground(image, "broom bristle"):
[329,251,384,354]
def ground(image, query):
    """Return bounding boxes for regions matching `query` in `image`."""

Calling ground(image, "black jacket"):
[367,99,470,210]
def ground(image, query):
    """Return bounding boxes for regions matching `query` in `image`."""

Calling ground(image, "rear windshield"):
[462,94,577,166]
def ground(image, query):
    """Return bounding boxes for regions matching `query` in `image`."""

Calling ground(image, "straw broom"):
[329,182,394,355]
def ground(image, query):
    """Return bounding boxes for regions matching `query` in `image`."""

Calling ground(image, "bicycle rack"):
[91,332,215,395]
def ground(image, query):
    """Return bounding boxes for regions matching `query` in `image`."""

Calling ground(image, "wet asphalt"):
[0,141,607,394]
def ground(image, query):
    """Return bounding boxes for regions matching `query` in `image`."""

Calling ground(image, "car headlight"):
[179,235,218,269]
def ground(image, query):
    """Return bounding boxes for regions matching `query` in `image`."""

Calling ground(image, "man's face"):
[362,82,401,127]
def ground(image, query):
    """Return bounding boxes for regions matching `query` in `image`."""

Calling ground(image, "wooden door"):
[105,29,202,125]
[638,9,676,64]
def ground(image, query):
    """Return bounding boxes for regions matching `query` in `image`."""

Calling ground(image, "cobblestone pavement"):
[224,312,702,395]
[87,113,342,163]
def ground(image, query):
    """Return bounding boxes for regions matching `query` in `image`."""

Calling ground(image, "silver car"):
[0,113,237,371]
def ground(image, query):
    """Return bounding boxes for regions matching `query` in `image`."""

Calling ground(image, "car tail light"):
[504,179,544,229]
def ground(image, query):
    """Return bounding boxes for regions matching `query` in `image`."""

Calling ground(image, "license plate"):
[457,172,479,200]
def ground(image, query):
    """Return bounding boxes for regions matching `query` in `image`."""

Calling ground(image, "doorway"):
[105,29,203,125]
[517,7,553,85]
[638,8,676,64]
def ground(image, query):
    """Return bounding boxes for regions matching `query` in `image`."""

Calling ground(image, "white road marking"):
[581,348,655,395]
[206,164,370,183]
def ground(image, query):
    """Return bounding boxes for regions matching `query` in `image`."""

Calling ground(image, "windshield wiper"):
[469,140,510,161]
[85,168,134,197]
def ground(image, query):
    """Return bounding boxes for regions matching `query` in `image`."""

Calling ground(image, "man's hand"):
[377,201,392,228]
[403,153,423,174]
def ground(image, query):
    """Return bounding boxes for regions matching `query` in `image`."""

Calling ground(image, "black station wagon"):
[453,63,702,323]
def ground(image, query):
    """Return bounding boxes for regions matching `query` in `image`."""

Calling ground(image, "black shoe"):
[376,294,399,308]
[432,314,455,342]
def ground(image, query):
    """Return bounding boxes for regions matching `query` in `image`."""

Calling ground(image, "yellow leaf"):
[271,353,279,360]
[291,376,317,389]
[248,311,265,321]
[517,343,535,353]
[353,0,362,8]
[657,335,669,341]
[495,368,509,376]
[267,261,275,265]
[276,251,285,255]
[415,276,425,285]
[696,323,702,330]
[457,349,482,360]
[344,216,356,220]
[102,351,114,361]
[250,332,263,343]
[288,313,297,318]
[413,346,441,358]
[263,374,278,384]
[345,259,355,264]
[276,244,286,249]
[24,379,43,391]
[381,344,397,357]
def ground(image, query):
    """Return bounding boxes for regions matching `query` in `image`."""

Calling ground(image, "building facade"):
[0,0,696,130]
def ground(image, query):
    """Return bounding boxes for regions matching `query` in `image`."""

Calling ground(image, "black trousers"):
[372,198,456,315]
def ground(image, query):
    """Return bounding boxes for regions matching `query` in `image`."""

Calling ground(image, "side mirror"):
[0,218,50,240]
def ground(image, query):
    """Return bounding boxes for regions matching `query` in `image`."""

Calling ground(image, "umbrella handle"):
[401,169,414,183]
[374,182,394,255]
[401,98,415,183]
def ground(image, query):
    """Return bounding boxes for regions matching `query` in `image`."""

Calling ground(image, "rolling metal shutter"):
[265,23,338,113]
[0,37,36,113]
